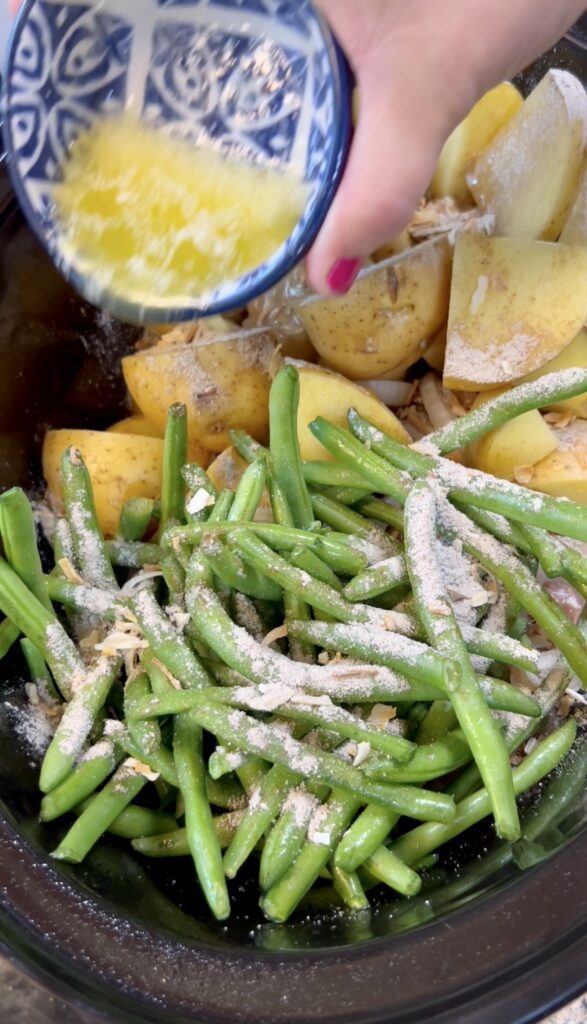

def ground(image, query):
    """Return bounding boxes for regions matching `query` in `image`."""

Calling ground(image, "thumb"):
[305,62,460,296]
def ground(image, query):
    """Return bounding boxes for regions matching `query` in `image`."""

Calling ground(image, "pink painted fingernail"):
[326,258,362,295]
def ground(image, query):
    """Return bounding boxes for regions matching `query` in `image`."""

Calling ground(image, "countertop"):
[0,953,585,1024]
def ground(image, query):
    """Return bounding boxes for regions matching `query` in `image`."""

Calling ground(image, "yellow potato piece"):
[430,82,523,204]
[296,364,410,462]
[424,326,447,374]
[108,415,212,467]
[297,238,452,380]
[43,430,164,538]
[559,170,587,246]
[443,235,587,391]
[468,393,557,481]
[514,329,587,419]
[518,421,587,504]
[469,70,587,241]
[108,415,161,437]
[122,332,277,453]
[207,446,250,493]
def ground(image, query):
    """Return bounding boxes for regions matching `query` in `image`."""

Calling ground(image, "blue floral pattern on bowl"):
[3,0,351,321]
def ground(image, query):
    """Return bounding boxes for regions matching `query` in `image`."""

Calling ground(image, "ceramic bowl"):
[2,0,352,322]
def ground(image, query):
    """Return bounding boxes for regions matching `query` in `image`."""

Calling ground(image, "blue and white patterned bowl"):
[2,0,352,322]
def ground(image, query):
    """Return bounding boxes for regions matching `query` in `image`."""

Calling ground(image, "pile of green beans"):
[0,365,584,924]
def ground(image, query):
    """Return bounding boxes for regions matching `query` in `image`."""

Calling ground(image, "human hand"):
[308,0,587,295]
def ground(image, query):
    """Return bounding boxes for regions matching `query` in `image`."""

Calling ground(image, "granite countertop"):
[0,953,585,1024]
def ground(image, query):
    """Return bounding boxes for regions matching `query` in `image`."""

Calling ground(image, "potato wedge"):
[423,326,447,374]
[108,415,160,438]
[430,82,523,204]
[469,70,587,240]
[559,169,587,246]
[443,235,587,391]
[511,329,587,420]
[122,330,278,453]
[468,391,557,481]
[295,363,410,462]
[43,430,164,538]
[297,238,452,380]
[108,414,212,467]
[516,421,587,504]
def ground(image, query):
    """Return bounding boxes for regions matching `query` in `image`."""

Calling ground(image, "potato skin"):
[108,414,212,467]
[43,429,164,538]
[296,364,410,462]
[444,235,587,391]
[122,333,277,453]
[297,238,452,380]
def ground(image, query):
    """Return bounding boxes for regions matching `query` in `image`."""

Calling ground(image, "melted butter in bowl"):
[53,115,309,310]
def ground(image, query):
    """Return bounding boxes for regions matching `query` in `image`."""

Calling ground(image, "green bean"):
[182,463,218,501]
[200,534,282,602]
[61,448,118,589]
[317,485,372,506]
[205,774,247,812]
[286,621,541,718]
[265,466,314,663]
[227,455,267,523]
[344,555,409,601]
[124,672,178,788]
[424,369,587,454]
[160,404,188,531]
[53,518,76,569]
[438,501,587,687]
[118,498,155,542]
[355,497,404,533]
[20,638,60,702]
[130,588,212,690]
[334,806,401,874]
[134,687,416,762]
[309,418,409,504]
[310,493,397,556]
[259,792,368,923]
[348,410,587,543]
[76,798,177,840]
[518,523,587,590]
[39,653,122,793]
[105,540,163,569]
[416,701,458,746]
[167,521,368,575]
[40,735,123,822]
[355,840,424,898]
[0,488,52,609]
[259,788,317,891]
[387,720,577,868]
[289,546,342,591]
[0,557,83,700]
[208,746,255,780]
[184,702,456,822]
[364,731,471,783]
[223,764,299,879]
[174,710,231,920]
[229,429,265,465]
[230,529,364,623]
[0,618,20,659]
[160,551,186,606]
[269,366,314,529]
[404,481,519,840]
[301,461,373,492]
[330,864,370,911]
[133,810,245,857]
[52,760,148,862]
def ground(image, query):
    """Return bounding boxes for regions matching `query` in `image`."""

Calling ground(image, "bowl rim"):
[1,0,352,323]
